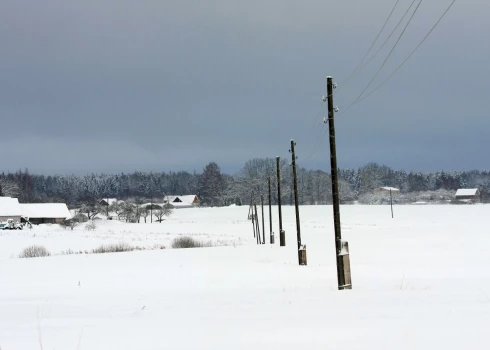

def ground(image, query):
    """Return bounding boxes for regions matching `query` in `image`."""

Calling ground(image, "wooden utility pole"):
[276,156,285,246]
[254,204,261,244]
[251,211,256,239]
[268,176,274,244]
[326,76,351,289]
[261,195,265,244]
[390,189,394,218]
[249,192,256,238]
[248,192,254,220]
[290,140,306,265]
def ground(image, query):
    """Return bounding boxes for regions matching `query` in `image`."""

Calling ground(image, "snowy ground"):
[1,205,490,349]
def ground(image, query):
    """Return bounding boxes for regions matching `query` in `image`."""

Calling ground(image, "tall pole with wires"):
[290,140,306,265]
[268,176,274,244]
[326,76,352,290]
[276,156,285,246]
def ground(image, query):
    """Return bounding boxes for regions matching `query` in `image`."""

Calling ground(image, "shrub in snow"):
[91,242,135,254]
[19,245,51,258]
[60,218,79,231]
[85,221,96,231]
[171,236,209,249]
[61,249,85,255]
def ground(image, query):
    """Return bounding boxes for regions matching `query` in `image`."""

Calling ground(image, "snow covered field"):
[1,205,490,349]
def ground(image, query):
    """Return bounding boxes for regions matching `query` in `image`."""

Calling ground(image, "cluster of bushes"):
[357,189,455,205]
[171,236,211,249]
[18,236,220,259]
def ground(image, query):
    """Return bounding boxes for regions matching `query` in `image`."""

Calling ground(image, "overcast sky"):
[0,0,488,175]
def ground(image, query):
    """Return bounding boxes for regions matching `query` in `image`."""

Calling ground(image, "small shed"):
[21,203,72,224]
[455,189,480,203]
[0,197,22,222]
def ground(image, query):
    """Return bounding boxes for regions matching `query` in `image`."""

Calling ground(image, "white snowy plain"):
[1,205,490,349]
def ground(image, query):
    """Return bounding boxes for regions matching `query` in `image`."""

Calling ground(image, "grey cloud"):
[0,0,489,174]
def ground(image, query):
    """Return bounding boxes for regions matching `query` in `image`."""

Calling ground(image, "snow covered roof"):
[378,187,400,192]
[99,198,119,206]
[21,203,72,219]
[177,195,199,204]
[164,195,199,205]
[168,202,193,208]
[455,189,479,196]
[0,197,22,216]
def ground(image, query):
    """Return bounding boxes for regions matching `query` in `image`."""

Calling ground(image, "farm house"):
[0,197,22,222]
[21,203,72,224]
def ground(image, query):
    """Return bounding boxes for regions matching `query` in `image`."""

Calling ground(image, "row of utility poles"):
[249,76,352,290]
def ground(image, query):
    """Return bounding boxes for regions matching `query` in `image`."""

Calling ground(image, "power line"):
[338,0,401,90]
[354,0,457,104]
[345,0,423,110]
[304,0,457,162]
[303,123,327,163]
[357,0,418,78]
[309,100,325,128]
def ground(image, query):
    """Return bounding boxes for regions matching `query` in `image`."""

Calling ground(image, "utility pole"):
[268,176,274,244]
[326,76,352,289]
[276,156,285,246]
[261,195,265,244]
[250,192,256,238]
[254,204,261,244]
[248,192,254,220]
[290,140,306,265]
[390,189,394,219]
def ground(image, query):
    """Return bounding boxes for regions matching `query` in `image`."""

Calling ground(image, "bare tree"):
[121,201,136,223]
[60,218,79,231]
[109,201,124,220]
[155,204,173,223]
[0,178,20,197]
[141,206,150,223]
[80,200,102,220]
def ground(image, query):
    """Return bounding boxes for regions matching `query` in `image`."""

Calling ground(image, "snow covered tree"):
[199,162,226,206]
[79,200,102,220]
[0,178,19,198]
[155,204,173,223]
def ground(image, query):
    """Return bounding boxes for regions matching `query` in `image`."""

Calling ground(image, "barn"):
[164,195,200,208]
[454,189,480,204]
[0,197,22,222]
[21,203,72,224]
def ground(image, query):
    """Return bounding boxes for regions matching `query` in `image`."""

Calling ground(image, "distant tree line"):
[1,160,490,207]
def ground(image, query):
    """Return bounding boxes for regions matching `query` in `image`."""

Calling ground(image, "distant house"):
[0,197,22,222]
[99,198,119,207]
[0,197,72,224]
[163,195,200,209]
[21,203,72,224]
[375,187,400,193]
[454,189,480,204]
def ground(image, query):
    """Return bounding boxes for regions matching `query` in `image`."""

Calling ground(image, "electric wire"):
[356,0,418,79]
[303,0,456,163]
[338,0,401,91]
[354,0,457,105]
[343,0,423,113]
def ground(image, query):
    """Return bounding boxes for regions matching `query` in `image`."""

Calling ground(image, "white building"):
[0,197,71,224]
[455,189,480,203]
[21,203,72,224]
[163,195,200,208]
[0,197,22,222]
